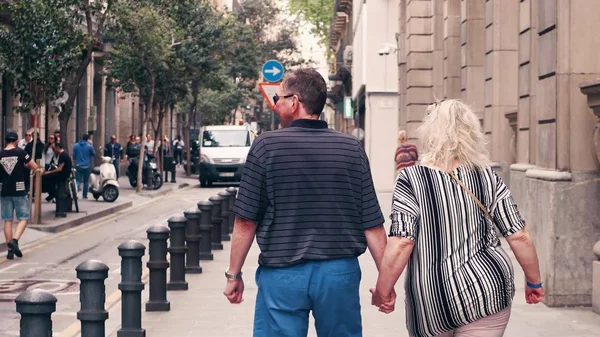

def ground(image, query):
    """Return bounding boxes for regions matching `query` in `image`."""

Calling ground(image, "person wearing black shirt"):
[104,135,123,178]
[0,131,39,260]
[43,142,72,217]
[23,131,44,192]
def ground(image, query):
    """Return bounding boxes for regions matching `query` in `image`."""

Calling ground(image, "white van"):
[198,124,255,187]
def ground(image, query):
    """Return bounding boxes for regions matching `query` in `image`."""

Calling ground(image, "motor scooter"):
[89,156,120,202]
[126,153,163,190]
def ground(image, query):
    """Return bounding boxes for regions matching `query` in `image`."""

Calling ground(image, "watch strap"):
[225,269,242,280]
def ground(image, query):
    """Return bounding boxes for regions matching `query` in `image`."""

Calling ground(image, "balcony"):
[329,0,352,52]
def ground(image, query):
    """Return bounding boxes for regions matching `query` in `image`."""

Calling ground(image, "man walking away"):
[104,135,123,178]
[44,143,72,217]
[224,68,389,336]
[72,134,95,199]
[0,132,38,259]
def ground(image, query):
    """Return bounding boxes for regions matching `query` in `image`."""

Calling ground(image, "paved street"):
[0,186,599,337]
[0,169,202,337]
[108,192,600,337]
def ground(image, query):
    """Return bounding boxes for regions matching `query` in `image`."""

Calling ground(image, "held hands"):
[525,284,545,304]
[223,278,245,304]
[370,287,397,314]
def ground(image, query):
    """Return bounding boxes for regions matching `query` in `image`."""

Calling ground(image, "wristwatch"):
[225,269,242,280]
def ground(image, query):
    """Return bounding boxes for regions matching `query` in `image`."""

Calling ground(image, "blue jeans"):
[253,257,362,337]
[76,166,91,198]
[1,196,30,221]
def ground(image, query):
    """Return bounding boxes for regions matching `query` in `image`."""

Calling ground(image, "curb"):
[28,201,134,233]
[137,182,191,198]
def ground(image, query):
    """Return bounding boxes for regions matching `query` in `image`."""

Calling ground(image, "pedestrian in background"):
[371,99,544,337]
[104,135,123,178]
[72,134,95,199]
[44,142,71,217]
[394,130,418,176]
[0,131,38,259]
[224,68,387,337]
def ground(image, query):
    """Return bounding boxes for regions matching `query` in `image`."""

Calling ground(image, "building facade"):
[394,0,599,309]
[331,0,600,312]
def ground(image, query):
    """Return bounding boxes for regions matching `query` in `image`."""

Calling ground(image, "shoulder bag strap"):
[449,172,491,220]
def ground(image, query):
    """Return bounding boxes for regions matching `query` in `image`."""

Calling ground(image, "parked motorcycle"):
[126,153,163,190]
[89,156,120,202]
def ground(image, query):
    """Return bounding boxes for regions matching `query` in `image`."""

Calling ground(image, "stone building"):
[331,0,600,310]
[400,0,600,309]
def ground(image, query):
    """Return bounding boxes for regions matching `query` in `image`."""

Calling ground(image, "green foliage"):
[0,0,87,112]
[288,0,335,48]
[236,0,305,68]
[107,2,172,104]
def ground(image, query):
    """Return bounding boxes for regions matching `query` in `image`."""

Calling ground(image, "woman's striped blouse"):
[390,165,526,337]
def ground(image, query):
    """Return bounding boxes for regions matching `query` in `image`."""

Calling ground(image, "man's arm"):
[25,160,38,170]
[227,216,258,274]
[365,225,387,271]
[44,163,64,175]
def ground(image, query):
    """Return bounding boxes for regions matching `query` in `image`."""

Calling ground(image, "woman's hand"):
[370,287,396,314]
[525,285,545,304]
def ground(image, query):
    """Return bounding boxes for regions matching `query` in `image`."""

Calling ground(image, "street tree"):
[107,3,172,192]
[0,0,86,128]
[236,0,304,68]
[288,0,335,48]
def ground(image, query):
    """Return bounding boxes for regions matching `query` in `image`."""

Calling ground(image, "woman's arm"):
[505,227,541,284]
[374,237,414,298]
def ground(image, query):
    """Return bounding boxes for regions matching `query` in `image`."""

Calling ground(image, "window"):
[202,130,250,148]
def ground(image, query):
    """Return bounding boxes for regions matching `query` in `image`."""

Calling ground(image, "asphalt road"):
[0,185,224,337]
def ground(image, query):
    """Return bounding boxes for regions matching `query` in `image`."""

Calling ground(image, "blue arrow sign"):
[262,60,284,82]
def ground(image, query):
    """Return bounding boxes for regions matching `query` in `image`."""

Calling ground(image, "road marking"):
[0,187,195,265]
[0,262,37,274]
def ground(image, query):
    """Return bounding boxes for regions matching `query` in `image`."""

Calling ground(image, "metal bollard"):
[197,201,214,260]
[76,260,109,337]
[208,196,224,250]
[117,240,146,337]
[146,225,170,311]
[167,216,189,290]
[226,187,237,233]
[218,191,232,242]
[14,289,57,337]
[184,209,202,274]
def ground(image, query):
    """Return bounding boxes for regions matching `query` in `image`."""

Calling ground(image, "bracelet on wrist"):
[526,281,543,289]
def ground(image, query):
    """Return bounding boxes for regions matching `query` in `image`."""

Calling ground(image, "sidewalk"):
[0,167,198,253]
[104,192,600,337]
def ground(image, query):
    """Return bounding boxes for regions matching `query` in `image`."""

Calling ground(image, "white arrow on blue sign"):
[262,60,284,82]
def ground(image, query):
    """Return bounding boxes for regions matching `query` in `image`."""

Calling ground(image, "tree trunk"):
[186,82,199,177]
[58,95,76,151]
[136,77,155,192]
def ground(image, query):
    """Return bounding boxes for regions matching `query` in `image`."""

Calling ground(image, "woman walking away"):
[371,99,544,337]
[394,130,418,175]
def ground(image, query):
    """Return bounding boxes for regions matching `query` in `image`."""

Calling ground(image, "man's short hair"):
[82,134,89,141]
[282,68,327,116]
[54,142,64,149]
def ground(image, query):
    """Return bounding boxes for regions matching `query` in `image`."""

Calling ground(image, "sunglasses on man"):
[273,94,302,105]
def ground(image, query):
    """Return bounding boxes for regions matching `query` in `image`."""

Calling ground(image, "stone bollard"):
[184,209,202,274]
[218,191,232,242]
[167,216,189,290]
[226,187,237,233]
[14,289,57,337]
[117,240,146,337]
[146,225,170,311]
[208,196,224,250]
[197,201,214,260]
[76,260,109,337]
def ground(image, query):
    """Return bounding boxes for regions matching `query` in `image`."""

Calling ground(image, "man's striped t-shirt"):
[233,118,384,268]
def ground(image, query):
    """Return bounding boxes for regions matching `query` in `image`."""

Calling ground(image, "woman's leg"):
[453,307,511,337]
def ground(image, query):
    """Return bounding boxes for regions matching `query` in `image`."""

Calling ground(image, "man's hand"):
[223,278,245,304]
[370,287,397,314]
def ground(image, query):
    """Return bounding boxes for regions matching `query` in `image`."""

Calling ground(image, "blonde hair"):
[416,99,491,170]
[398,130,407,144]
